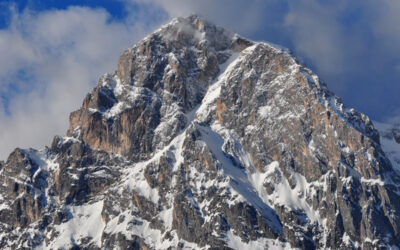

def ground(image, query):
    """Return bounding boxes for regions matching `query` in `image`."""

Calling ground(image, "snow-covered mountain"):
[0,15,399,249]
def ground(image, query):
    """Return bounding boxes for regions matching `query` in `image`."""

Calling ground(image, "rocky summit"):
[0,15,400,249]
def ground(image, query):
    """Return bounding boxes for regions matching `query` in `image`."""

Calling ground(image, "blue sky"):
[1,0,400,159]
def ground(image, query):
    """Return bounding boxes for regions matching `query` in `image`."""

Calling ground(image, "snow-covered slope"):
[0,15,400,250]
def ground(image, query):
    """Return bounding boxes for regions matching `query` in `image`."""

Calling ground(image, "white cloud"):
[284,1,348,75]
[0,6,161,160]
[125,0,281,36]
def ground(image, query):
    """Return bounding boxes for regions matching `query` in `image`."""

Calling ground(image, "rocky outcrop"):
[0,148,46,228]
[0,15,399,249]
[67,15,253,162]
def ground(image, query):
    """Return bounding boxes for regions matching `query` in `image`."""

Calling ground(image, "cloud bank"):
[0,6,161,159]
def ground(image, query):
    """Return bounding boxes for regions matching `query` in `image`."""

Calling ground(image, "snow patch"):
[47,201,105,249]
[121,161,160,204]
[361,177,385,186]
[226,230,292,250]
[104,210,210,250]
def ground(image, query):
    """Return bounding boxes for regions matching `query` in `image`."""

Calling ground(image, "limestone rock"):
[1,15,399,249]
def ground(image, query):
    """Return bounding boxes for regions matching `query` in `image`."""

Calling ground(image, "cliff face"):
[67,16,251,162]
[0,15,400,249]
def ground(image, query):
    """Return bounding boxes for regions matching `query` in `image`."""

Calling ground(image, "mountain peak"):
[1,16,400,249]
[160,14,222,38]
[170,14,211,28]
[127,14,250,63]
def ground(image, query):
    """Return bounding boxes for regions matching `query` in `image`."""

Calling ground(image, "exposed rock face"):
[68,16,252,162]
[1,15,400,249]
[0,149,47,228]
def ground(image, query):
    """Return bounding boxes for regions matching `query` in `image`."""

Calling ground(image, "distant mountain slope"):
[375,121,400,174]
